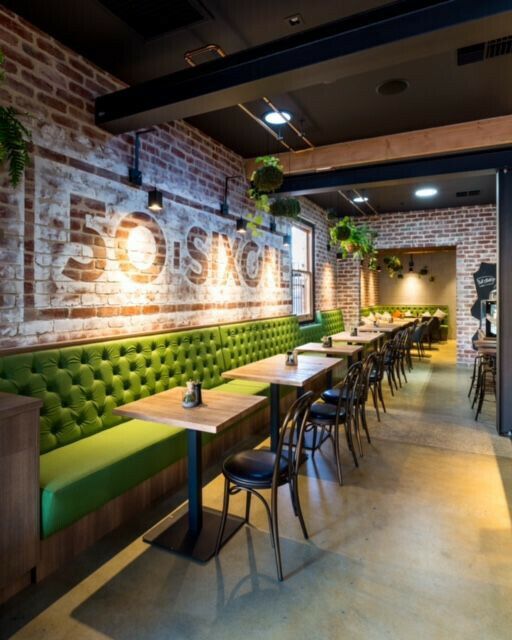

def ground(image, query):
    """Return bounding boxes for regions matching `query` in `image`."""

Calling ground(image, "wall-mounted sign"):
[470,261,496,347]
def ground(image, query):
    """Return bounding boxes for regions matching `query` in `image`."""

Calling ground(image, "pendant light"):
[148,187,163,212]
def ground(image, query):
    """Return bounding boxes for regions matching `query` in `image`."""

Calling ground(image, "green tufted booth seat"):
[219,316,301,398]
[360,305,449,340]
[0,317,313,540]
[298,320,324,344]
[0,326,262,538]
[317,309,345,336]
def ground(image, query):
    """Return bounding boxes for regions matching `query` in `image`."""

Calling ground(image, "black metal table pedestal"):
[143,430,244,562]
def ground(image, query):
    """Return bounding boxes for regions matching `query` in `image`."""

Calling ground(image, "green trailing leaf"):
[270,197,301,219]
[247,156,285,225]
[246,212,264,237]
[0,49,31,187]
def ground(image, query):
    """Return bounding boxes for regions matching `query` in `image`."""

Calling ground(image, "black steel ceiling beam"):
[95,0,512,133]
[277,148,512,195]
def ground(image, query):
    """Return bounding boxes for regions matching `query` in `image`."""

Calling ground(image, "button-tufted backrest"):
[220,316,301,370]
[318,309,345,336]
[0,327,225,454]
[360,305,449,326]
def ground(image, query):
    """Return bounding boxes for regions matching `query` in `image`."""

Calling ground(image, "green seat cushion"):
[218,380,271,396]
[39,419,187,538]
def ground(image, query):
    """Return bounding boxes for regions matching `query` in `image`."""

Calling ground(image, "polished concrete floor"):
[1,342,511,640]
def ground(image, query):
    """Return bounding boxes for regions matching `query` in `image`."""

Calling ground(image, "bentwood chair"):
[381,340,399,395]
[368,347,387,421]
[215,391,314,581]
[307,362,362,485]
[412,322,428,359]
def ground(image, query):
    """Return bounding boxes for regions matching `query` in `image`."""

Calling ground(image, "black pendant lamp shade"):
[148,187,163,211]
[236,217,247,233]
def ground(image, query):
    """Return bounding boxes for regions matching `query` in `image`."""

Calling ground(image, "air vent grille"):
[456,190,481,197]
[458,36,512,65]
[99,0,211,39]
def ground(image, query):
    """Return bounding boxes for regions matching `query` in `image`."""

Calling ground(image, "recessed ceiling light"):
[376,79,409,96]
[263,111,292,125]
[415,187,438,198]
[352,196,368,203]
[286,13,304,27]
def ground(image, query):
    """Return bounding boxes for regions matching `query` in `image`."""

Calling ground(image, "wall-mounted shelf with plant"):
[329,216,377,264]
[0,50,31,187]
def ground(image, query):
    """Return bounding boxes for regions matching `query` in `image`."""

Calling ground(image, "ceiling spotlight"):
[415,187,438,198]
[352,196,368,203]
[236,217,247,234]
[263,111,292,125]
[283,233,291,247]
[376,79,409,96]
[148,188,163,211]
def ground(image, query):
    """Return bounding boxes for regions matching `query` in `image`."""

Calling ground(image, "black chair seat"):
[310,401,346,423]
[223,450,288,487]
[321,386,348,404]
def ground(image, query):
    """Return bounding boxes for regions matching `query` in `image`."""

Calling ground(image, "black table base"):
[143,507,244,563]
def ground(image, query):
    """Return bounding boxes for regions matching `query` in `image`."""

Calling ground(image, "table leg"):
[143,429,244,562]
[270,383,280,453]
[187,430,203,534]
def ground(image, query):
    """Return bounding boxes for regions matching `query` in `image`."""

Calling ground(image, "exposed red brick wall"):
[336,206,496,364]
[0,6,333,349]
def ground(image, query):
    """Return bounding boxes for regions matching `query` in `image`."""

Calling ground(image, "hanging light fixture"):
[377,263,382,272]
[283,233,291,247]
[236,217,247,234]
[148,187,163,211]
[408,254,415,273]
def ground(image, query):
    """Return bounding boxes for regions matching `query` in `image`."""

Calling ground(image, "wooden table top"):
[358,324,399,333]
[330,331,385,344]
[113,387,267,434]
[295,342,362,357]
[222,353,343,387]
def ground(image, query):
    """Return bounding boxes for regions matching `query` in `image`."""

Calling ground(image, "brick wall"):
[360,261,380,309]
[336,206,496,364]
[0,6,334,349]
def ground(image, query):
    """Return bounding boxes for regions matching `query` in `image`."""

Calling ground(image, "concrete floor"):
[1,341,511,640]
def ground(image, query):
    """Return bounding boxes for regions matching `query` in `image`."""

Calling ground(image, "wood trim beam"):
[244,115,512,177]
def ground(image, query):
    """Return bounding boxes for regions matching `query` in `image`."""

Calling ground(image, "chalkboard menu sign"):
[471,262,496,347]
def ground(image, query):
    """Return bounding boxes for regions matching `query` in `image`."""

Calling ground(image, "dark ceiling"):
[308,172,496,217]
[4,0,506,212]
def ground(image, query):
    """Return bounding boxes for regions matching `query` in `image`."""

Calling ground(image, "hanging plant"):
[270,197,301,219]
[368,256,379,271]
[0,50,31,187]
[429,275,436,282]
[383,255,403,278]
[248,155,284,213]
[330,216,377,260]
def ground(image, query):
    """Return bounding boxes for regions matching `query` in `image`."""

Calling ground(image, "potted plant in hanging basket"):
[248,155,284,212]
[270,197,301,219]
[383,255,403,278]
[0,50,31,187]
[368,256,379,271]
[330,216,377,260]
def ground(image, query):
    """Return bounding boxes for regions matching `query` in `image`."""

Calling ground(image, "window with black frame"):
[291,222,314,322]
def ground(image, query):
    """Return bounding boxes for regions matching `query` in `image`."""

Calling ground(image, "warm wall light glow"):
[126,226,158,271]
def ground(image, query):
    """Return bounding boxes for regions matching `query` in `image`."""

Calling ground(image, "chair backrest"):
[381,340,395,366]
[336,361,363,420]
[360,352,379,402]
[275,391,314,480]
